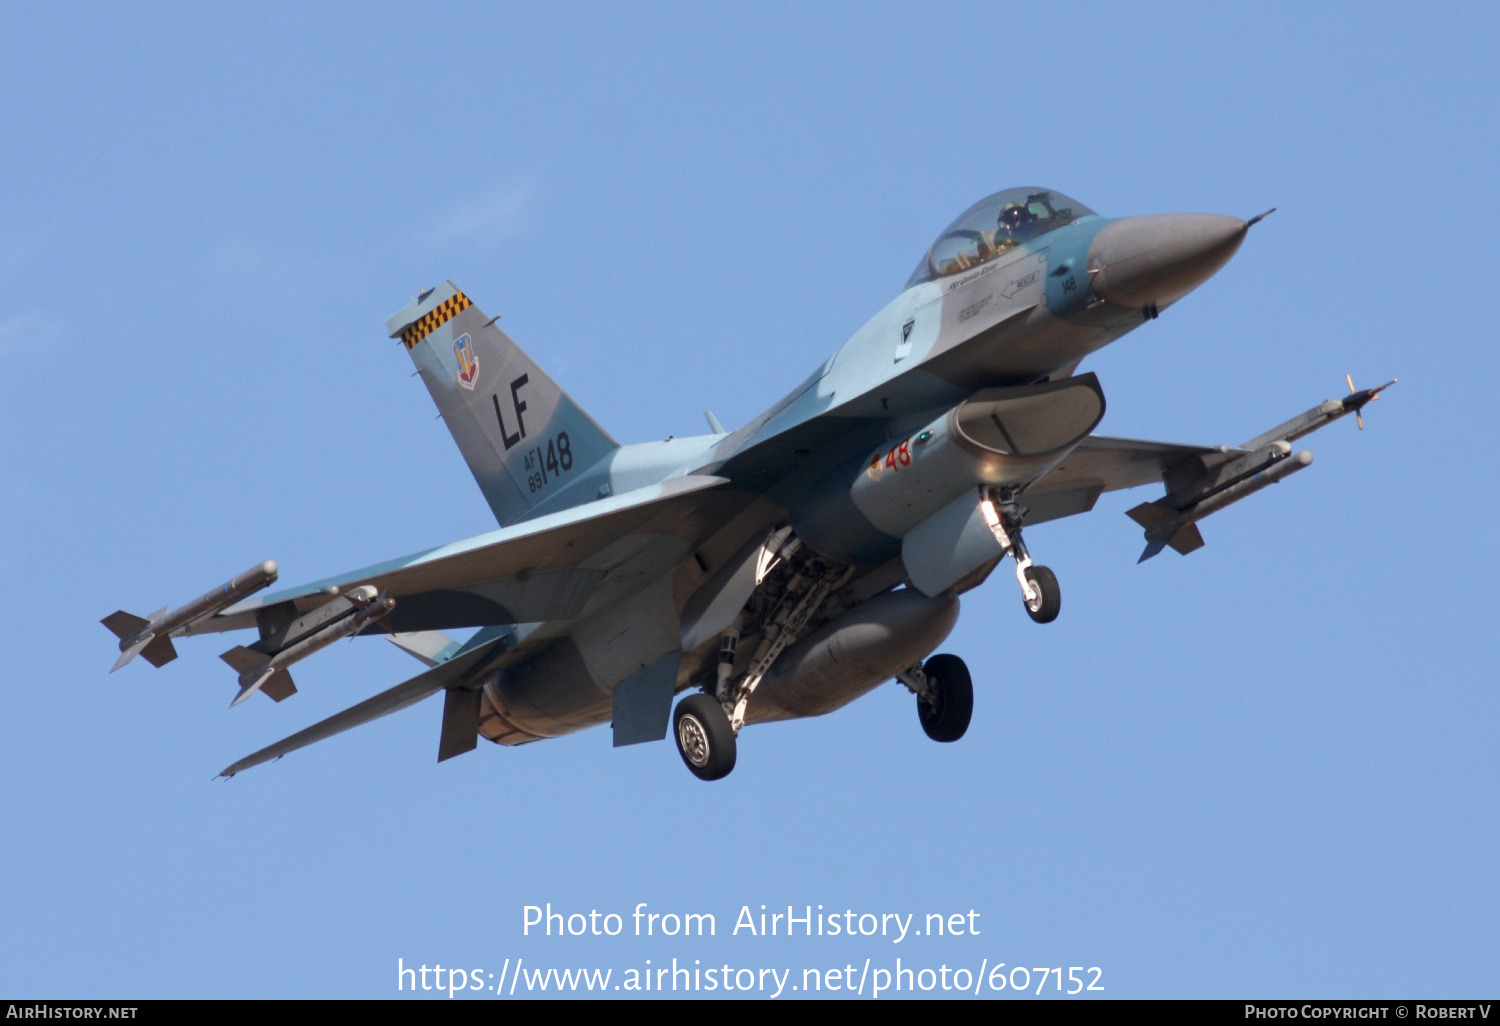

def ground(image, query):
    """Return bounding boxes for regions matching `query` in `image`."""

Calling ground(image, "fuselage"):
[476,188,1250,745]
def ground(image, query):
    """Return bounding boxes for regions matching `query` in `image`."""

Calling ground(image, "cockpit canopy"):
[907,187,1096,287]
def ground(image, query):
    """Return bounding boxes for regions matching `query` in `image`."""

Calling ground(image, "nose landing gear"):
[1021,564,1061,624]
[981,490,1061,624]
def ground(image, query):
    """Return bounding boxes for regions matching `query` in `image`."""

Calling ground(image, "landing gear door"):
[902,490,1005,598]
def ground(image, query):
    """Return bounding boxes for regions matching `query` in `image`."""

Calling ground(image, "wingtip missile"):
[1343,375,1397,429]
[1239,377,1397,450]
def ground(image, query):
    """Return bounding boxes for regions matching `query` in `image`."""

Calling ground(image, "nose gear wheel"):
[1021,564,1060,623]
[981,488,1062,624]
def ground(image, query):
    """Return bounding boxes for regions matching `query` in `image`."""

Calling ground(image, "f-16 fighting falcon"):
[104,188,1392,780]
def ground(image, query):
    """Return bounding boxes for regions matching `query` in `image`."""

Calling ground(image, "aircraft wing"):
[1020,435,1237,524]
[218,631,512,777]
[1023,378,1388,555]
[1034,435,1232,493]
[199,474,733,632]
[1024,379,1393,524]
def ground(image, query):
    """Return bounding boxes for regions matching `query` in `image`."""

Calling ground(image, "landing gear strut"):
[673,529,852,782]
[981,490,1061,624]
[898,654,973,742]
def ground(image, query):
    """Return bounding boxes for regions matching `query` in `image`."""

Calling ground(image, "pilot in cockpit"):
[998,202,1039,245]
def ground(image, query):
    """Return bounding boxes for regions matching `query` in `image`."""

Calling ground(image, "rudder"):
[386,282,618,526]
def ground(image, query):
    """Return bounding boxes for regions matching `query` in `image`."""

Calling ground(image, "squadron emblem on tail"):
[454,332,480,390]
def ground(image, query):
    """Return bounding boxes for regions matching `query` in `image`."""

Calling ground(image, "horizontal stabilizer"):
[219,637,506,777]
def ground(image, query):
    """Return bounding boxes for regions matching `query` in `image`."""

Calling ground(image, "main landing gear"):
[980,490,1061,624]
[672,533,853,782]
[673,693,736,781]
[899,654,974,743]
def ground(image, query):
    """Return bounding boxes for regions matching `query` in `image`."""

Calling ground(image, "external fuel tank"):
[744,588,959,725]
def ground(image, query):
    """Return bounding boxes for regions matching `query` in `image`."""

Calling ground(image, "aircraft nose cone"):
[1088,213,1248,309]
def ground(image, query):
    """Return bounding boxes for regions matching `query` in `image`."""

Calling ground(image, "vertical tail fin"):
[386,282,618,526]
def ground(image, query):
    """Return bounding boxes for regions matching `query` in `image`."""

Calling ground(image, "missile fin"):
[1126,501,1175,529]
[1166,522,1205,556]
[230,667,274,707]
[102,610,152,641]
[220,645,271,675]
[221,646,294,705]
[1137,537,1170,563]
[260,670,298,703]
[139,635,179,668]
[110,631,156,672]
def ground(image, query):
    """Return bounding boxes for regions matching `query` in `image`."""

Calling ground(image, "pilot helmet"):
[999,202,1037,233]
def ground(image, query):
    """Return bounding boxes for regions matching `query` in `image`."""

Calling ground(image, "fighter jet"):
[103,187,1392,780]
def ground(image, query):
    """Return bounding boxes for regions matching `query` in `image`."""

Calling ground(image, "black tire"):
[673,693,737,781]
[917,653,973,743]
[1023,565,1061,624]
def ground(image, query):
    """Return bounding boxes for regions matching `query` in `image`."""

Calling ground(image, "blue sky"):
[2,2,1496,998]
